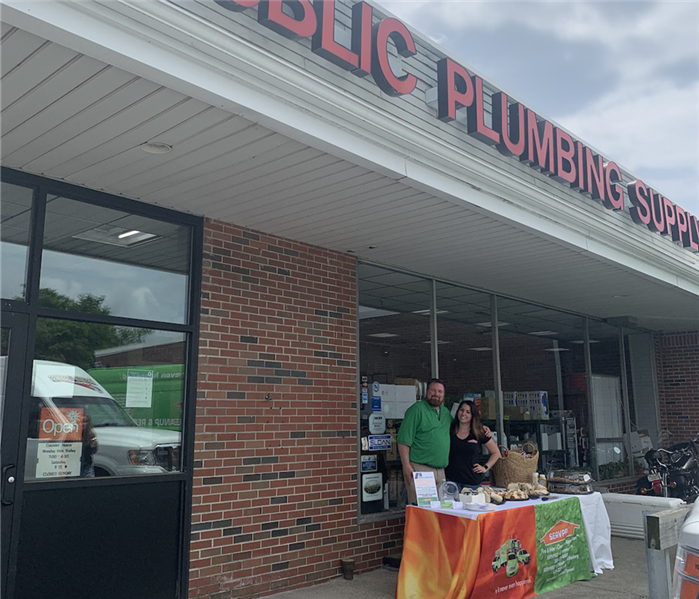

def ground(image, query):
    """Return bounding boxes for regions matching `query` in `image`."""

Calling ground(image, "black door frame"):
[0,167,202,599]
[1,308,31,598]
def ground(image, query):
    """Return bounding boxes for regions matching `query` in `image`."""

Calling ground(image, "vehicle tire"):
[94,467,110,477]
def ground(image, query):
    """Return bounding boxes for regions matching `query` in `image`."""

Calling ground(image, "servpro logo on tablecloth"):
[534,498,592,595]
[540,520,580,546]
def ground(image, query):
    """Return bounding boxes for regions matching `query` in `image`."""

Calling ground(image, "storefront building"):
[1,1,697,598]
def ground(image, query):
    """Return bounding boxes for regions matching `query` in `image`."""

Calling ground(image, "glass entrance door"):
[1,310,29,598]
[1,169,202,599]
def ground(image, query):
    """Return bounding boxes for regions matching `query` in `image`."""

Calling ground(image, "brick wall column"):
[189,219,404,598]
[657,331,699,445]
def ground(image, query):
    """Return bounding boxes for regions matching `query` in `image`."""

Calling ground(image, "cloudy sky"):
[376,1,699,216]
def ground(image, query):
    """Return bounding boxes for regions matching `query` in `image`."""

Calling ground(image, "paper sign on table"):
[413,471,439,506]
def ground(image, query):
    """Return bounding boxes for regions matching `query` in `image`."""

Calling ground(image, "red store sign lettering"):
[214,0,699,252]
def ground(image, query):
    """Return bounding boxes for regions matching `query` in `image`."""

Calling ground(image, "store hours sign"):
[213,0,699,253]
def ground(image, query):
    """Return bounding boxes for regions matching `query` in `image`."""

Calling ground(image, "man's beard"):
[426,396,443,408]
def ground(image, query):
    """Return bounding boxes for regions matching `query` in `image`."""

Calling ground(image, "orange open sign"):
[38,407,84,442]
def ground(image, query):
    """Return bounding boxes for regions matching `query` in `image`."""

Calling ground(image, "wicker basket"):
[491,443,539,488]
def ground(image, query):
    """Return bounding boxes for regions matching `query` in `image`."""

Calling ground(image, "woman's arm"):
[472,438,501,474]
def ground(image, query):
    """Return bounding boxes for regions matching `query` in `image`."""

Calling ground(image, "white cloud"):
[427,33,449,45]
[381,1,696,59]
[558,78,699,213]
[558,80,699,171]
[378,0,699,214]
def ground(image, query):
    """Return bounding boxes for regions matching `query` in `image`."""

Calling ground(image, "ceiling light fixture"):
[529,331,558,336]
[73,226,157,247]
[140,142,172,154]
[544,348,570,352]
[570,339,600,344]
[412,309,449,315]
[423,340,450,344]
[475,321,509,327]
[468,347,492,351]
[368,333,399,338]
[118,230,141,239]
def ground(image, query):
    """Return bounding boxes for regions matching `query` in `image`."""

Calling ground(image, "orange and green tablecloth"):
[396,493,613,599]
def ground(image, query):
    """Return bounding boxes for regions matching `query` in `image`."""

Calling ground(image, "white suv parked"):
[674,499,699,599]
[22,360,181,478]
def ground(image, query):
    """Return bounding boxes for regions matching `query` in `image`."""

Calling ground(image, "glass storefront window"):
[588,320,630,480]
[479,298,586,473]
[40,195,190,323]
[625,331,659,476]
[358,264,432,515]
[435,281,494,421]
[1,182,33,301]
[24,321,185,480]
[357,263,643,518]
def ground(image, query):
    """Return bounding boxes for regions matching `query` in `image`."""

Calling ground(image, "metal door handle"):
[2,464,16,505]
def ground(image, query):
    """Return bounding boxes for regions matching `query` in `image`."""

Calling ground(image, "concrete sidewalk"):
[271,537,655,599]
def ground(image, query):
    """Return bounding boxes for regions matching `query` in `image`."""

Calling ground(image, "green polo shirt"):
[396,399,453,468]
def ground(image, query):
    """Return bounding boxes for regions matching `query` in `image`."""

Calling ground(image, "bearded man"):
[397,378,452,505]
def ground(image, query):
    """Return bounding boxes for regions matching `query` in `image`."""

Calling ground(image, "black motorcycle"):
[636,433,699,503]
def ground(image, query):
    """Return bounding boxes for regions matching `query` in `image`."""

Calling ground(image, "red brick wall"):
[657,331,699,446]
[592,477,637,494]
[189,219,404,599]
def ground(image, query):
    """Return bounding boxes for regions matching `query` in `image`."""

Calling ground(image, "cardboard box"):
[517,391,549,420]
[504,406,524,420]
[480,396,497,420]
[503,391,517,407]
